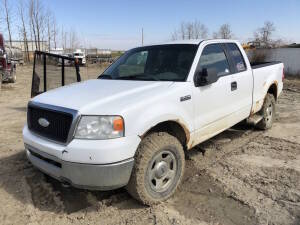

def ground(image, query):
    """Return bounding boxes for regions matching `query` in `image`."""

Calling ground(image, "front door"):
[192,43,236,144]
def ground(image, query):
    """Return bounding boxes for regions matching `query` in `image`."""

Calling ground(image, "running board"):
[247,114,263,125]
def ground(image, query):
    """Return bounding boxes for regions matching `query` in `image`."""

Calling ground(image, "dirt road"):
[0,65,299,225]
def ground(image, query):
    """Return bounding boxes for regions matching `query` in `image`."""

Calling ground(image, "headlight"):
[74,116,124,139]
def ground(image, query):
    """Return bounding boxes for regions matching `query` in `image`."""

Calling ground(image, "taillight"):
[282,67,285,81]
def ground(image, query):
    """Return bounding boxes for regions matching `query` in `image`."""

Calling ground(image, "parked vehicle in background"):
[58,54,73,66]
[73,49,86,65]
[23,39,284,205]
[0,33,17,84]
[86,48,113,64]
[6,46,24,65]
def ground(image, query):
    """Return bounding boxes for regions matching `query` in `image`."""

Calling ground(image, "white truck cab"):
[23,39,284,205]
[73,49,86,65]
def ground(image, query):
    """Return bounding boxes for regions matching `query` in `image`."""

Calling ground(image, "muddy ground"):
[0,65,299,225]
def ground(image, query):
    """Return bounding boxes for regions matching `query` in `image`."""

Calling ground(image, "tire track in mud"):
[167,125,263,225]
[205,135,300,224]
[25,169,129,214]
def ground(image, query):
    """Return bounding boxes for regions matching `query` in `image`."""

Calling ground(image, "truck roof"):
[141,39,239,47]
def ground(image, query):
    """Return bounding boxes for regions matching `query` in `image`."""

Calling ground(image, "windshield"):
[98,44,198,81]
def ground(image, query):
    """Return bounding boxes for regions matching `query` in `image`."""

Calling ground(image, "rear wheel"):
[256,93,276,130]
[126,132,185,205]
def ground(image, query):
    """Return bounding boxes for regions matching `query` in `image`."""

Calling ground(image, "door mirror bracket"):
[194,68,218,87]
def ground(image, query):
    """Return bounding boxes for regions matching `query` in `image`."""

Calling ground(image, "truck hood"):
[32,79,173,114]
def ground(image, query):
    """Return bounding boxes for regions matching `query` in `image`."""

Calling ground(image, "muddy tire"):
[126,132,185,205]
[256,93,276,130]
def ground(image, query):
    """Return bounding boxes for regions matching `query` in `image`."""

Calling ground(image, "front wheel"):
[126,132,185,205]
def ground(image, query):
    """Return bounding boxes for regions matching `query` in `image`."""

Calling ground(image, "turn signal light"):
[113,117,124,131]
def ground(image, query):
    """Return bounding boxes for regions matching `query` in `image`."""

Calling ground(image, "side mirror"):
[194,68,218,87]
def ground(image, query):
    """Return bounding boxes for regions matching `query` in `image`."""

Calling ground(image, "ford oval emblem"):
[38,118,50,127]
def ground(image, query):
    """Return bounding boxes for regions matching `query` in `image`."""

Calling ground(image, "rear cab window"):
[225,43,247,72]
[196,43,231,77]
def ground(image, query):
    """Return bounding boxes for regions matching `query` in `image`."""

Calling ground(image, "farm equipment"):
[31,51,81,97]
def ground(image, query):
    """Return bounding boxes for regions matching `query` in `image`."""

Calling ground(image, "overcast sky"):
[2,0,300,50]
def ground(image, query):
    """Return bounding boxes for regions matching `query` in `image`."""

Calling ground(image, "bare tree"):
[29,0,46,51]
[18,0,30,61]
[69,28,79,50]
[34,0,44,51]
[61,25,67,49]
[212,32,219,39]
[171,30,178,41]
[180,22,186,40]
[0,3,4,33]
[171,20,209,40]
[193,21,208,39]
[46,9,53,52]
[254,21,275,46]
[29,0,38,50]
[52,17,58,49]
[3,0,13,48]
[218,23,233,39]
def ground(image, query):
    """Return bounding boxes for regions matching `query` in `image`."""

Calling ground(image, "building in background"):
[7,40,48,61]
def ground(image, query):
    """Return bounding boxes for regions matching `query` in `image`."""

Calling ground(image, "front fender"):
[124,98,194,140]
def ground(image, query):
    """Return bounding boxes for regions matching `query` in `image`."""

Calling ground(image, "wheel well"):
[143,121,188,149]
[268,83,278,101]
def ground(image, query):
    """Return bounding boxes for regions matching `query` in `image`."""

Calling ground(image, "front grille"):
[28,105,73,143]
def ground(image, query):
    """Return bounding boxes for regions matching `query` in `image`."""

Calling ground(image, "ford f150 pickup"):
[23,39,284,205]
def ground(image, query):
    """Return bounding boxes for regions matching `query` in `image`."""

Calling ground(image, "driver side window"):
[198,44,230,77]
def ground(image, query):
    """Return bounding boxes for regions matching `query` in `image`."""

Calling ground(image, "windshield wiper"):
[116,74,160,81]
[98,74,113,79]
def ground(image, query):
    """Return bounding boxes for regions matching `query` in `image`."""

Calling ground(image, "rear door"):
[224,43,253,119]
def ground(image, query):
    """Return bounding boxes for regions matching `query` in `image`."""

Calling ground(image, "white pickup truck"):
[23,39,284,205]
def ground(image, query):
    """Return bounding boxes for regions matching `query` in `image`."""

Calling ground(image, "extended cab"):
[23,39,284,205]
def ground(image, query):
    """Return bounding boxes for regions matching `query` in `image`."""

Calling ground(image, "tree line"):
[171,20,281,47]
[0,0,79,62]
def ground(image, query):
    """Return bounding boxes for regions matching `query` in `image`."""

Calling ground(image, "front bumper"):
[25,144,134,190]
[23,124,140,190]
